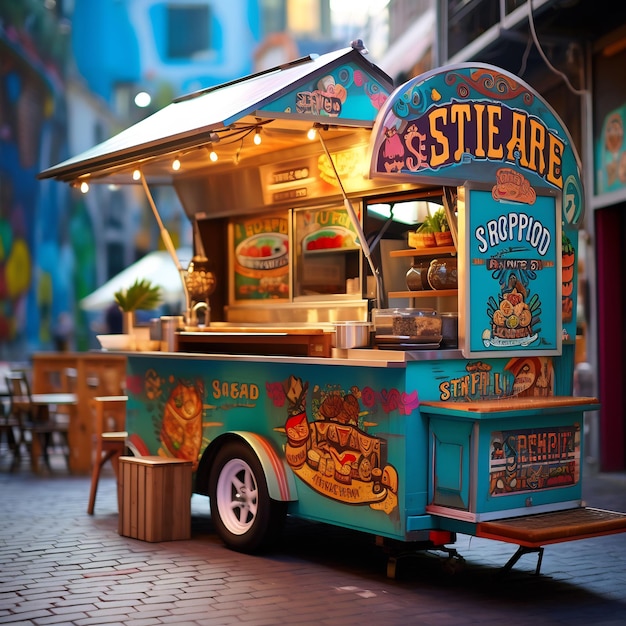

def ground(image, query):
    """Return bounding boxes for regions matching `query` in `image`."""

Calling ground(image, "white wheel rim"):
[216,457,259,536]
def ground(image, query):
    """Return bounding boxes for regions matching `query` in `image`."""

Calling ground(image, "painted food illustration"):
[303,226,357,251]
[160,381,203,465]
[488,288,540,341]
[236,233,289,270]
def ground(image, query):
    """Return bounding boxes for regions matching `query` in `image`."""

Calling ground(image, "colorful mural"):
[0,9,70,356]
[126,363,413,517]
[489,423,581,495]
[268,375,401,514]
[596,106,626,195]
[465,185,560,357]
[437,356,555,401]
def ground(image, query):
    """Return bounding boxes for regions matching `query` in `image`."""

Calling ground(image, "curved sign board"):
[368,64,584,356]
[368,64,584,228]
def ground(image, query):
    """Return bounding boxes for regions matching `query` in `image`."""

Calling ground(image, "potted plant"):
[408,208,453,248]
[430,208,454,246]
[409,218,437,248]
[114,278,162,339]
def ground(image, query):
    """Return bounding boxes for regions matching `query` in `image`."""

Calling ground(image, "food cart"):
[40,43,626,574]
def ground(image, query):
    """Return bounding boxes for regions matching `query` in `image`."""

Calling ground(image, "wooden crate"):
[118,456,192,542]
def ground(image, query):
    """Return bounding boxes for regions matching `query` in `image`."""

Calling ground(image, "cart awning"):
[39,43,393,185]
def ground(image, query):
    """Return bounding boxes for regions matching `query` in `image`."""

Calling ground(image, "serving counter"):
[176,326,334,357]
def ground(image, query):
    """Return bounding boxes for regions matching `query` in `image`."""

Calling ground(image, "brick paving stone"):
[1,459,626,625]
[35,612,91,625]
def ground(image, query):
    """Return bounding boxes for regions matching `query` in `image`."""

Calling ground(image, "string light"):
[209,146,218,162]
[172,157,181,171]
[80,181,89,193]
[253,128,262,145]
[307,126,317,140]
[132,169,141,180]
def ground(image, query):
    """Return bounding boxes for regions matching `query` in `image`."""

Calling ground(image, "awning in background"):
[377,9,435,80]
[80,248,192,312]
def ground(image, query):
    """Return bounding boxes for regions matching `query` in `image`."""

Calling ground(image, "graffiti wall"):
[0,8,78,358]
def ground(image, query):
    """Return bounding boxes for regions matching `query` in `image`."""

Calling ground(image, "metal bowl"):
[333,321,372,349]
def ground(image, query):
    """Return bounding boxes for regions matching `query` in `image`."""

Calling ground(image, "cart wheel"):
[209,441,286,553]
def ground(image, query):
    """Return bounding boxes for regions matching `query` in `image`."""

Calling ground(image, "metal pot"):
[440,312,458,348]
[333,321,372,349]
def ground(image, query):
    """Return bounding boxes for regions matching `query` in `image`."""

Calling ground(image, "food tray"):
[375,341,442,351]
[374,334,442,346]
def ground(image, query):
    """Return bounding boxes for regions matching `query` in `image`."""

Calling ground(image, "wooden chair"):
[4,370,71,472]
[0,387,22,470]
[87,395,128,515]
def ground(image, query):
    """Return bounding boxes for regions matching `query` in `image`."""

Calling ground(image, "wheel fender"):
[229,431,298,502]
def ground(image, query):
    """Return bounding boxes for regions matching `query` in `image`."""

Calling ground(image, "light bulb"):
[132,169,141,180]
[209,150,218,162]
[307,127,317,140]
[253,129,262,145]
[80,181,89,193]
[172,158,181,171]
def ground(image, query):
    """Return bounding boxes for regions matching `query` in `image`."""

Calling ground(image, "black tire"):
[208,440,286,552]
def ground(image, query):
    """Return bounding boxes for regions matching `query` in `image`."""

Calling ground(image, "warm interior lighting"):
[132,169,141,180]
[172,157,181,171]
[209,147,218,162]
[253,128,262,145]
[603,37,626,57]
[307,127,317,140]
[80,181,89,193]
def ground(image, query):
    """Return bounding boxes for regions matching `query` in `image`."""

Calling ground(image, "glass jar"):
[427,258,458,290]
[405,261,431,291]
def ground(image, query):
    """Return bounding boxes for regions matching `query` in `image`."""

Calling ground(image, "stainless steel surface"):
[149,318,161,341]
[225,299,368,324]
[160,315,184,351]
[440,312,459,348]
[333,321,372,349]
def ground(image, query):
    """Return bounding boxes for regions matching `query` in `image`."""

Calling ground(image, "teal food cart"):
[40,43,626,574]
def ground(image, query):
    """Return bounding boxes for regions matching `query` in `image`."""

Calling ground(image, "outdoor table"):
[30,392,77,474]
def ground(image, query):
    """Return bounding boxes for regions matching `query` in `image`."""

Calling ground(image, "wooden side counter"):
[32,352,127,474]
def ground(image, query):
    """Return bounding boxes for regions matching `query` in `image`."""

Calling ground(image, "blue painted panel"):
[429,418,473,509]
[125,354,427,540]
[465,187,561,357]
[260,61,390,122]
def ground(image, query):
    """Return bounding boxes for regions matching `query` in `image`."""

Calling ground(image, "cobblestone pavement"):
[1,454,625,626]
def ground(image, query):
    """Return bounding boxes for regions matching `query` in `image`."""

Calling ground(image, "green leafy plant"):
[114,279,162,312]
[418,207,449,233]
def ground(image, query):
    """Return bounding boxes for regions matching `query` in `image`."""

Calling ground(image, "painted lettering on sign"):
[212,379,260,401]
[439,367,510,401]
[489,424,580,495]
[235,217,288,240]
[474,212,551,256]
[382,102,565,189]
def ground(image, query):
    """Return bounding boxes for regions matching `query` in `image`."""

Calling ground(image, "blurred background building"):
[1,0,624,471]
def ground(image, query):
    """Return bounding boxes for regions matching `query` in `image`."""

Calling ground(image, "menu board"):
[230,212,290,301]
[293,206,361,297]
[462,182,561,358]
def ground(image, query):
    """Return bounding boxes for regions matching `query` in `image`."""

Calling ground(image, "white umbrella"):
[80,248,192,312]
